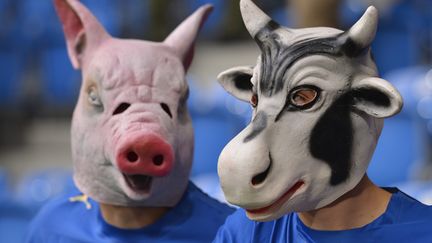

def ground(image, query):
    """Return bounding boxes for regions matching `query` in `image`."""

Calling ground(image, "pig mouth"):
[122,174,153,193]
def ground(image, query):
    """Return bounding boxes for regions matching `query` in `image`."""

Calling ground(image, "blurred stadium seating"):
[15,169,75,208]
[0,52,22,105]
[0,0,432,242]
[368,66,432,185]
[188,79,249,176]
[340,0,432,76]
[0,169,10,199]
[186,0,226,37]
[40,48,80,107]
[0,168,75,243]
[0,200,35,243]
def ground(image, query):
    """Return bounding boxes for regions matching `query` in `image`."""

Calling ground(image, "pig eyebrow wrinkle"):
[98,55,154,91]
[150,69,156,87]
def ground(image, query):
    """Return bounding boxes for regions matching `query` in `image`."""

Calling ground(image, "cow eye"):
[88,87,102,107]
[290,87,318,108]
[250,93,258,108]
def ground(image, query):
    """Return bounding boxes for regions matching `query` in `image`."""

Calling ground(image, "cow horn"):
[346,6,378,48]
[240,0,280,39]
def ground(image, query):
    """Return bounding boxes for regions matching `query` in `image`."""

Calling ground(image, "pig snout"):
[116,133,174,177]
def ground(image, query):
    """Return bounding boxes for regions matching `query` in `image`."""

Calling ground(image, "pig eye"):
[250,93,258,108]
[88,88,102,107]
[160,103,172,118]
[289,86,319,109]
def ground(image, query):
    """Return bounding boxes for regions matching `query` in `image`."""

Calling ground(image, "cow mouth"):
[246,180,305,215]
[122,174,153,193]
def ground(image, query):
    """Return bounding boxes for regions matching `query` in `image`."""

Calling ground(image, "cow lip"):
[122,174,153,193]
[246,180,305,215]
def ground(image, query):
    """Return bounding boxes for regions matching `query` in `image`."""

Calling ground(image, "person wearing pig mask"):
[26,0,233,242]
[213,0,432,242]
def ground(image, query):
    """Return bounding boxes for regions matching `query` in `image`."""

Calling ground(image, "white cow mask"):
[217,0,403,222]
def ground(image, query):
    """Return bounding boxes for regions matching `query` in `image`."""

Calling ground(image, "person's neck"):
[99,203,170,229]
[298,175,392,231]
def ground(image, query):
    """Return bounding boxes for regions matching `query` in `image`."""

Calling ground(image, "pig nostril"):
[251,153,272,186]
[126,151,139,163]
[152,154,164,166]
[113,103,131,115]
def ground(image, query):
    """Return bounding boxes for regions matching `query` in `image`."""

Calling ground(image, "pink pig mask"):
[54,0,212,207]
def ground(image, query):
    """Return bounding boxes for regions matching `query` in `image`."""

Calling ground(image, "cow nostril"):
[251,153,272,186]
[251,170,268,186]
[126,151,139,162]
[152,154,164,166]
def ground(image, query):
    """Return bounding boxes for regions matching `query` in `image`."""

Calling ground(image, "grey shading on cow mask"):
[217,0,403,222]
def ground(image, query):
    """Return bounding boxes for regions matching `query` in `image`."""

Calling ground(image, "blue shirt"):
[214,188,432,243]
[26,182,234,243]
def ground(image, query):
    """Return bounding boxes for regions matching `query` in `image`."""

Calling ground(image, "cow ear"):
[351,77,403,118]
[54,0,110,69]
[217,66,254,102]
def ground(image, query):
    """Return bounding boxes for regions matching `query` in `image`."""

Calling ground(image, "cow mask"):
[217,0,402,221]
[54,0,212,207]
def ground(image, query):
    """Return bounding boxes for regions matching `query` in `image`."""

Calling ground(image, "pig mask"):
[54,0,212,207]
[217,0,403,221]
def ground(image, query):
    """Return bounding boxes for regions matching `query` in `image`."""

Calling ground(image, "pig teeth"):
[123,174,153,193]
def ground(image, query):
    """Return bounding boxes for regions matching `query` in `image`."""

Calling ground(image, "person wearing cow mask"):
[214,0,432,242]
[26,0,233,242]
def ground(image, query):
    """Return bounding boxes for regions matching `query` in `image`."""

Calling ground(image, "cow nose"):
[116,133,174,177]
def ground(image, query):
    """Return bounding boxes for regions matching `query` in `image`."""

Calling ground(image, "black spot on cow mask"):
[217,0,403,222]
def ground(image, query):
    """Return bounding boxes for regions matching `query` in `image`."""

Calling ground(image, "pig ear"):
[164,4,213,71]
[351,77,403,118]
[54,0,110,69]
[218,66,254,102]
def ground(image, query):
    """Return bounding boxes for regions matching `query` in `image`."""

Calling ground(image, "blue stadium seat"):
[0,0,7,11]
[0,1,20,49]
[44,2,71,48]
[396,180,432,205]
[368,115,420,185]
[368,67,431,186]
[0,169,10,200]
[270,8,291,27]
[40,48,80,106]
[188,79,249,176]
[116,0,150,37]
[17,0,54,49]
[340,0,431,76]
[0,52,23,105]
[80,0,122,36]
[372,31,418,76]
[0,200,35,243]
[16,169,75,209]
[17,0,122,49]
[186,0,226,38]
[191,172,227,203]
